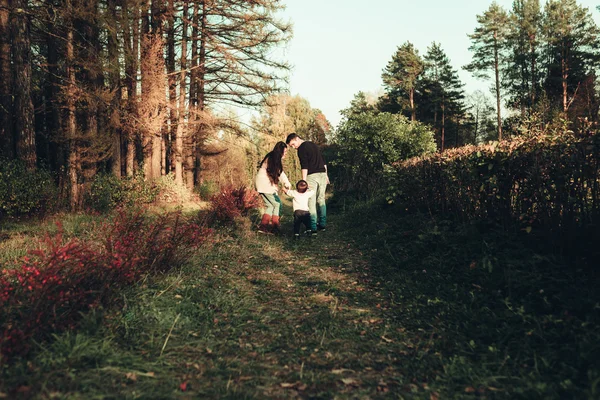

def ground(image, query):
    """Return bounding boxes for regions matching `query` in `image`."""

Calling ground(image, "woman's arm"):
[280,170,291,189]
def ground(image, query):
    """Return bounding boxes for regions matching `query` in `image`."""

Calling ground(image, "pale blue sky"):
[279,0,600,128]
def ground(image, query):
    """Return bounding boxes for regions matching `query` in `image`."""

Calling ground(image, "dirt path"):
[188,212,433,399]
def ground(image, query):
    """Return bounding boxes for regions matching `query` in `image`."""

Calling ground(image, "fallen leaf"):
[430,391,440,400]
[280,382,296,388]
[180,381,188,391]
[341,378,359,386]
[174,294,183,299]
[125,372,138,382]
[331,368,355,374]
[465,386,476,393]
[381,335,393,343]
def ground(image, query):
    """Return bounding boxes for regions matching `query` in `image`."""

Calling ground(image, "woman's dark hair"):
[260,141,287,184]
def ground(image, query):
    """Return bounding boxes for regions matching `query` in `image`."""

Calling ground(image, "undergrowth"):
[332,198,600,399]
[0,197,597,399]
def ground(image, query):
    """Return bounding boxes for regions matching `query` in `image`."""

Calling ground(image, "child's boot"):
[258,214,272,234]
[271,215,281,234]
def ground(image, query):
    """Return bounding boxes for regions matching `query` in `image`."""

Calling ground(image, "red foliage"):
[0,209,211,360]
[209,186,261,224]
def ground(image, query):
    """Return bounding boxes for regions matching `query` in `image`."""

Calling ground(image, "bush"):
[208,186,261,225]
[389,132,600,253]
[0,209,211,360]
[333,111,436,196]
[85,171,159,212]
[154,173,195,203]
[86,173,125,212]
[0,158,57,217]
[196,179,218,200]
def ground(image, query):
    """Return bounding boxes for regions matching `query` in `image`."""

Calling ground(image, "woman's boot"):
[258,214,272,233]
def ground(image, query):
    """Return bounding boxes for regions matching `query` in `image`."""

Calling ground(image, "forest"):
[1,0,599,398]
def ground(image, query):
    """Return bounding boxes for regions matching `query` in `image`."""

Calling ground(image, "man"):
[286,133,329,233]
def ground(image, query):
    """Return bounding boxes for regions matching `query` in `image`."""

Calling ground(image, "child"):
[284,180,315,239]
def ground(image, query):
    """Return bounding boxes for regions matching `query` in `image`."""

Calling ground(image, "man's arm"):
[302,169,308,181]
[325,165,330,185]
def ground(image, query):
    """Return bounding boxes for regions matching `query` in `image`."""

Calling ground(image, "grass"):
[1,197,599,399]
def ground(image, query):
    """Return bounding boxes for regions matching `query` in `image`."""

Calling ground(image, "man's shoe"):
[294,234,300,240]
[317,225,326,232]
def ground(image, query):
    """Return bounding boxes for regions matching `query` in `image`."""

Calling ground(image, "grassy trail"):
[152,208,433,398]
[2,201,597,399]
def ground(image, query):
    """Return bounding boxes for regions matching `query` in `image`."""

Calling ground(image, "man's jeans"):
[306,172,327,231]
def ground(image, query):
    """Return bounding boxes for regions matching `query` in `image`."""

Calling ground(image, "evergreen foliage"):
[382,42,424,121]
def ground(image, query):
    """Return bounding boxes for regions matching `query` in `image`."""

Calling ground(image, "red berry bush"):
[0,209,211,360]
[209,185,261,224]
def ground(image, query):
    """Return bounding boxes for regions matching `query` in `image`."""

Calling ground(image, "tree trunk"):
[409,87,416,121]
[441,99,445,152]
[140,0,153,179]
[66,21,80,210]
[108,0,122,177]
[150,0,163,179]
[192,1,205,186]
[530,38,536,111]
[12,0,36,169]
[123,0,138,177]
[44,3,62,172]
[494,30,502,141]
[174,0,187,185]
[562,52,568,113]
[0,0,13,158]
[166,0,176,174]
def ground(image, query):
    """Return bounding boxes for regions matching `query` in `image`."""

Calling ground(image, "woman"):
[255,141,291,234]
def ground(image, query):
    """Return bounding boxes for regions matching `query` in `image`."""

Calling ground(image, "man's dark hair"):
[296,180,308,193]
[286,133,300,144]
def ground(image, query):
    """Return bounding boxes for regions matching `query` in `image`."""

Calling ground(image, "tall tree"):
[382,41,424,121]
[107,0,121,177]
[0,0,12,158]
[542,0,600,114]
[419,42,465,151]
[506,0,542,116]
[174,0,188,186]
[466,90,497,144]
[12,0,36,168]
[464,2,509,141]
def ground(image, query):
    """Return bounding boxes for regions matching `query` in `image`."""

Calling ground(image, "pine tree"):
[464,2,509,141]
[419,42,465,151]
[506,0,542,116]
[542,0,600,115]
[0,0,12,158]
[382,41,424,121]
[12,0,36,169]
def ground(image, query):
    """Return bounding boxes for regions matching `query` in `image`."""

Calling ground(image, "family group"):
[254,133,329,239]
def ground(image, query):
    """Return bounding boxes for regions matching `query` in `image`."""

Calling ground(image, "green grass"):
[1,198,598,399]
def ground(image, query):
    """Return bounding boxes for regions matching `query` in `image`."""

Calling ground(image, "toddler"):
[284,180,315,238]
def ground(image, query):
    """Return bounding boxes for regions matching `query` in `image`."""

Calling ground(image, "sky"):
[277,0,600,128]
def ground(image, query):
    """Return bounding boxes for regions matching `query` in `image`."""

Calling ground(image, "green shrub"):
[196,179,218,200]
[85,171,159,212]
[332,110,436,196]
[0,158,57,217]
[86,173,125,212]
